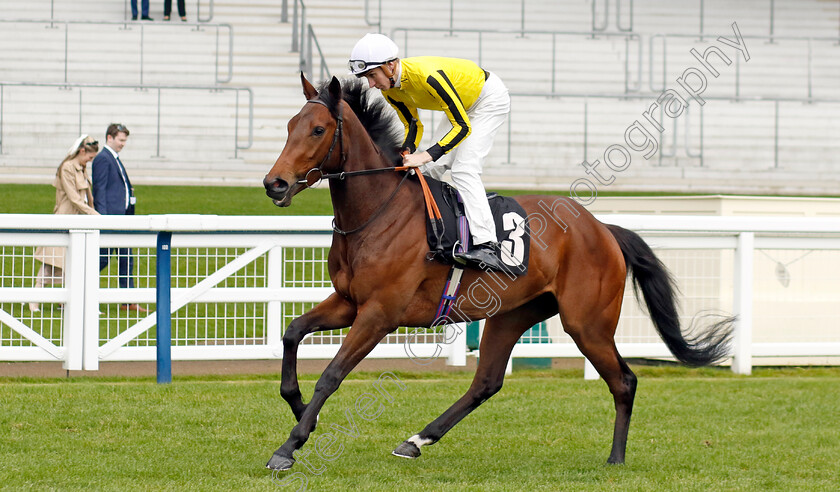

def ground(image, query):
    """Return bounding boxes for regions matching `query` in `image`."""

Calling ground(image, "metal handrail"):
[0,19,234,85]
[591,0,609,32]
[368,0,634,35]
[280,0,288,23]
[511,91,840,105]
[698,0,840,41]
[0,81,253,157]
[368,0,538,36]
[302,25,331,82]
[615,0,634,33]
[279,0,330,81]
[649,33,840,98]
[391,27,643,93]
[506,91,840,169]
[195,0,214,23]
[364,0,382,32]
[363,0,835,40]
[290,0,306,53]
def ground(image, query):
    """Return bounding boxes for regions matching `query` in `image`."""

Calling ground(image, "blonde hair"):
[61,135,99,166]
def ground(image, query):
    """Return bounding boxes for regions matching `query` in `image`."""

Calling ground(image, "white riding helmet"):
[348,33,399,77]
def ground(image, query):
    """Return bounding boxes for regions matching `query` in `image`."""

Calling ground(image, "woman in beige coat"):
[30,135,100,312]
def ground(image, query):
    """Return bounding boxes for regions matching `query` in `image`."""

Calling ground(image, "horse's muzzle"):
[263,176,292,207]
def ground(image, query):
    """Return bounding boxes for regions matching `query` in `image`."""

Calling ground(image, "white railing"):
[0,215,453,372]
[1,214,839,376]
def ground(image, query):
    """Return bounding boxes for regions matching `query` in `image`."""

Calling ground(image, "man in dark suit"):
[92,123,147,312]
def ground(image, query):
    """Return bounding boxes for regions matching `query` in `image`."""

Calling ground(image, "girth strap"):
[433,265,465,326]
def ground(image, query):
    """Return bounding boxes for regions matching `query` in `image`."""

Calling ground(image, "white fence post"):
[584,358,599,380]
[732,231,754,375]
[82,230,100,370]
[266,244,284,357]
[62,230,87,370]
[446,322,467,366]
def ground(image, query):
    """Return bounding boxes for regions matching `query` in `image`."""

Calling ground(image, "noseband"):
[298,98,346,188]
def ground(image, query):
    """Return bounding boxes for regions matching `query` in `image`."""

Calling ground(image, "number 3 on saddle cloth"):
[420,174,530,277]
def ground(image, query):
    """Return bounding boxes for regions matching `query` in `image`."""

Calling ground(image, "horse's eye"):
[313,126,325,136]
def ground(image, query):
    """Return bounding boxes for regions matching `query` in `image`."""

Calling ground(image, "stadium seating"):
[345,0,840,193]
[0,0,838,193]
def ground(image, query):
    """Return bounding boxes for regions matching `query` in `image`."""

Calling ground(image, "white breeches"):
[421,71,510,246]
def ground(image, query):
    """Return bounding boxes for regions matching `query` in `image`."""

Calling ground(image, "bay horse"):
[262,74,733,471]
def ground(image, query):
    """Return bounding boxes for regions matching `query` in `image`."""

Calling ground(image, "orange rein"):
[395,161,443,223]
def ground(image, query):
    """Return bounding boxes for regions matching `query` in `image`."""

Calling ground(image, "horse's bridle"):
[298,97,410,187]
[297,96,412,236]
[297,98,346,188]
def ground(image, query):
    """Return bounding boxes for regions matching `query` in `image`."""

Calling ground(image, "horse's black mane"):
[316,78,403,165]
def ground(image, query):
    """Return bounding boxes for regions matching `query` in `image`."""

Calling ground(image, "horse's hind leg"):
[562,302,637,465]
[281,293,356,421]
[393,295,557,459]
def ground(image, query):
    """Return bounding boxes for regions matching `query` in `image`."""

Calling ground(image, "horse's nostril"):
[263,177,289,195]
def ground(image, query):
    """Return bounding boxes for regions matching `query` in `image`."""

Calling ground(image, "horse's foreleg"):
[268,303,394,471]
[394,300,555,459]
[281,293,356,421]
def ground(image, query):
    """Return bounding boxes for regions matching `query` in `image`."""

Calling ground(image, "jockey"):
[348,33,511,272]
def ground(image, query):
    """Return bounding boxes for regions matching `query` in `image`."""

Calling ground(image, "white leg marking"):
[407,434,433,448]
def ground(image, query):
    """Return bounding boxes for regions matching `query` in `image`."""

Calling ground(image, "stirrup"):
[454,243,505,271]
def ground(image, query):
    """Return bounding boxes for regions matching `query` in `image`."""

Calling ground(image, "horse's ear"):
[328,76,342,102]
[301,72,318,100]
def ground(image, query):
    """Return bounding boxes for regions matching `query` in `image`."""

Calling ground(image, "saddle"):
[418,174,530,276]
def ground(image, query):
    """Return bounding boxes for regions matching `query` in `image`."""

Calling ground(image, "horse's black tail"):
[606,224,734,366]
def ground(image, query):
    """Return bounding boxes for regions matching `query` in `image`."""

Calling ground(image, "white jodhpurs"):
[420,71,510,246]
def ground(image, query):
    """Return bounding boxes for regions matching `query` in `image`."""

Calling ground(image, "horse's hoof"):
[266,453,295,470]
[392,440,421,459]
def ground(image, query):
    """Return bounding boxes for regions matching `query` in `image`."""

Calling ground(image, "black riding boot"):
[455,242,507,272]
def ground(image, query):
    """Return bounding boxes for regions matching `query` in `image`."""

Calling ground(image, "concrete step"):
[362,0,587,33]
[0,0,125,22]
[634,0,840,39]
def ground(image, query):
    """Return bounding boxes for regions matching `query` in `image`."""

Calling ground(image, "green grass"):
[1,367,838,491]
[4,187,839,489]
[7,183,802,217]
[4,183,839,217]
[0,183,334,216]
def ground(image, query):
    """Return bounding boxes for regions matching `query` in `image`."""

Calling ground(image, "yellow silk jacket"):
[382,56,486,161]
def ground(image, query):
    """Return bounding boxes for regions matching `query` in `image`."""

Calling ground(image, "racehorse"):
[262,74,733,471]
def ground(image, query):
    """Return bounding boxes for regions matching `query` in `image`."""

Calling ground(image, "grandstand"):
[0,0,838,194]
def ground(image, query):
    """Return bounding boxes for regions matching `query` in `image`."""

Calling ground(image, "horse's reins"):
[299,98,443,237]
